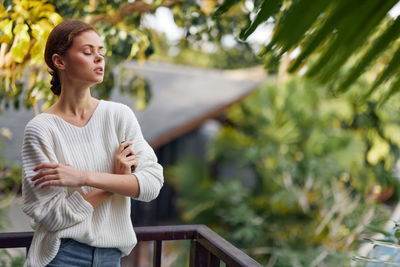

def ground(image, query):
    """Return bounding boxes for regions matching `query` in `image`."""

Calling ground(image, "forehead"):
[71,31,102,48]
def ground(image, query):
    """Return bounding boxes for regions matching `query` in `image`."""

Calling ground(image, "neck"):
[57,84,97,117]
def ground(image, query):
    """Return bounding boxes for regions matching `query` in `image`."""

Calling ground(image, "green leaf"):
[270,0,331,55]
[379,75,400,105]
[213,0,240,17]
[307,0,395,82]
[335,2,400,93]
[239,0,282,40]
[364,46,400,99]
[288,0,355,73]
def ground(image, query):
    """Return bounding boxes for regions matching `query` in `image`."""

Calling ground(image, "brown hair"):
[44,20,97,96]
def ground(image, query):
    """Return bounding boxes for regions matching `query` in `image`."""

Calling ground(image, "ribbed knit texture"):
[21,100,164,267]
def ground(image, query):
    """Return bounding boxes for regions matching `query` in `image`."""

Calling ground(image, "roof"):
[112,61,262,148]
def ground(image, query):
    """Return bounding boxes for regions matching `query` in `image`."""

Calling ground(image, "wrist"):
[82,170,92,186]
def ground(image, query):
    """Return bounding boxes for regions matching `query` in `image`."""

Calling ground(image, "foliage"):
[0,0,161,113]
[0,250,24,267]
[168,78,399,265]
[0,0,262,113]
[0,129,23,267]
[214,0,400,99]
[2,0,400,111]
[353,221,400,265]
[0,129,21,215]
[150,32,260,70]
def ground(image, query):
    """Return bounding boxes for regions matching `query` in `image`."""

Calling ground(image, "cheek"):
[66,55,91,73]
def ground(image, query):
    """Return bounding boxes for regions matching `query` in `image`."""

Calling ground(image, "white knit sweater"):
[21,99,164,267]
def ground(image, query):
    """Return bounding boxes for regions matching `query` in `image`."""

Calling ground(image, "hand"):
[114,141,138,175]
[31,163,87,189]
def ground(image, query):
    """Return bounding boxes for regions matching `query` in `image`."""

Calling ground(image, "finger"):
[127,159,138,168]
[31,169,57,181]
[34,174,59,187]
[33,163,58,172]
[132,160,138,168]
[119,141,133,153]
[126,156,137,168]
[40,180,63,189]
[122,148,135,157]
[126,154,136,160]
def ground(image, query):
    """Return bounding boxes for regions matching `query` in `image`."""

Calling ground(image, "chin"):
[93,78,104,84]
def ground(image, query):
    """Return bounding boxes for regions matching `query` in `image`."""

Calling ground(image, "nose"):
[94,52,104,63]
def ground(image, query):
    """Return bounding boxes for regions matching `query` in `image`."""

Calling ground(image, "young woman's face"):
[61,30,105,86]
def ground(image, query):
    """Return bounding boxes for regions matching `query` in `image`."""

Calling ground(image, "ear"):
[52,54,66,70]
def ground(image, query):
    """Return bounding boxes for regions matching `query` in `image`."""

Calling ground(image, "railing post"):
[190,239,208,267]
[153,240,162,267]
[208,252,220,267]
[190,239,220,267]
[0,226,263,266]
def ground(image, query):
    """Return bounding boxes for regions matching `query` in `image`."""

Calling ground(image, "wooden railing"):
[0,225,262,267]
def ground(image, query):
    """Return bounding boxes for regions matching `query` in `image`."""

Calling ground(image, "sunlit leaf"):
[365,46,400,99]
[11,24,30,63]
[0,19,13,44]
[367,131,390,165]
[213,0,239,17]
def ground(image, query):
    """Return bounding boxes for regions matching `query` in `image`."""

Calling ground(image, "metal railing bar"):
[0,225,262,266]
[134,225,199,242]
[153,240,162,267]
[0,231,33,249]
[196,226,262,267]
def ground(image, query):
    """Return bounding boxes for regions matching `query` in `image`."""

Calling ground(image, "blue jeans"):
[46,238,122,267]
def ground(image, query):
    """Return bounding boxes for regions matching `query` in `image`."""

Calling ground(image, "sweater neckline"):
[41,99,103,129]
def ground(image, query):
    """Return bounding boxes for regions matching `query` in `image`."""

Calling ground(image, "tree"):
[169,78,399,265]
[0,0,259,113]
[2,0,400,112]
[0,0,161,112]
[215,0,400,101]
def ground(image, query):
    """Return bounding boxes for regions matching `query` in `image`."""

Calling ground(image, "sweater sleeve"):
[122,105,164,202]
[21,121,94,232]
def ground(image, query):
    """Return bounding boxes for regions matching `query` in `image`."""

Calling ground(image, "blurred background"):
[2,0,400,266]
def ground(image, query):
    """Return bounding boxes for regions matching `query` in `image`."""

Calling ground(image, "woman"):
[21,20,164,267]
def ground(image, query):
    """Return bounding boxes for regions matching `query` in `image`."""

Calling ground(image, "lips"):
[94,67,104,74]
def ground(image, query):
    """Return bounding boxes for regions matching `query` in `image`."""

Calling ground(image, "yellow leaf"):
[47,12,63,26]
[35,3,55,12]
[200,0,216,15]
[127,43,140,60]
[30,21,52,65]
[11,24,30,63]
[30,41,44,64]
[14,0,30,20]
[367,133,390,165]
[383,124,400,147]
[28,1,44,19]
[0,5,8,18]
[13,24,29,39]
[0,19,13,44]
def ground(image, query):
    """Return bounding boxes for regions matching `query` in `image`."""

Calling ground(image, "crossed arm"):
[30,141,139,208]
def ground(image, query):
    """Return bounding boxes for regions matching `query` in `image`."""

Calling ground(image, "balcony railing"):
[0,224,262,267]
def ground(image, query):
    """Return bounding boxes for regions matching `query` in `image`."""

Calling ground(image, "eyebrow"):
[82,44,104,49]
